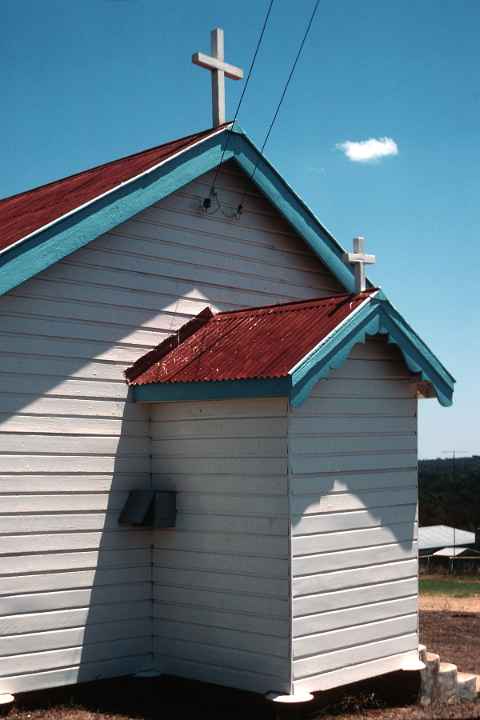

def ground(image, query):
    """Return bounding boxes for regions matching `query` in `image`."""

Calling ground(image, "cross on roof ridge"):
[345,236,376,292]
[192,28,244,127]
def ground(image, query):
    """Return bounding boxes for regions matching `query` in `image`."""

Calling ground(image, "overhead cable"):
[237,0,320,215]
[205,0,275,215]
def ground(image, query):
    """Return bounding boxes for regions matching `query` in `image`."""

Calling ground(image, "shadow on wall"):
[290,468,418,548]
[76,392,153,684]
[0,283,184,691]
[289,339,419,552]
[0,268,294,689]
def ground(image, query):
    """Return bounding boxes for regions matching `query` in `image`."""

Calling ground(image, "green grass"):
[420,575,480,597]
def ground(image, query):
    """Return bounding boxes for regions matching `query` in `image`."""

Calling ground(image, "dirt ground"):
[5,605,480,720]
[420,607,480,675]
[420,593,480,614]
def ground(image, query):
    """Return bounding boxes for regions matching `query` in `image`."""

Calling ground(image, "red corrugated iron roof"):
[126,290,377,386]
[0,123,231,253]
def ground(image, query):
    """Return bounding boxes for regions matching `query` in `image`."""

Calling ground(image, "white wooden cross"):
[345,236,376,292]
[192,28,244,127]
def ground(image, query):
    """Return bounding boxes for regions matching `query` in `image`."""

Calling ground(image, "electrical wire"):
[207,0,275,199]
[237,0,320,215]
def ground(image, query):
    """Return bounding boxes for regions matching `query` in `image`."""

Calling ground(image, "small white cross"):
[345,236,376,292]
[192,28,244,127]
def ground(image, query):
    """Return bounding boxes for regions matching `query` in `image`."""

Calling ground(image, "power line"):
[237,0,320,215]
[208,0,275,197]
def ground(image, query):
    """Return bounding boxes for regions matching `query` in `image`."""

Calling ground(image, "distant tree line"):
[419,456,480,530]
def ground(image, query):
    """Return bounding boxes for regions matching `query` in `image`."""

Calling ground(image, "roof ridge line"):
[215,289,377,319]
[0,123,233,205]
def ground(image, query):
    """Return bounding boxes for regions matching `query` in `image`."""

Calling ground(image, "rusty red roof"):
[0,123,231,253]
[126,290,378,386]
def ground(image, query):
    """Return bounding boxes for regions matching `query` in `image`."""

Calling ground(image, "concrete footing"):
[0,694,14,716]
[266,690,314,704]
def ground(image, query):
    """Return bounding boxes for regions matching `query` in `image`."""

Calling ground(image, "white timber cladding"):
[288,337,419,695]
[151,397,291,694]
[0,160,341,695]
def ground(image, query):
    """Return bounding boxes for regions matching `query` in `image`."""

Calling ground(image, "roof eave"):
[0,126,236,296]
[130,290,455,409]
[132,376,292,403]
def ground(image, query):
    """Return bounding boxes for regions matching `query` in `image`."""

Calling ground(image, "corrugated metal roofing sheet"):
[0,124,230,253]
[126,290,377,386]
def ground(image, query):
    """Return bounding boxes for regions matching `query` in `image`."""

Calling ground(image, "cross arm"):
[345,252,376,264]
[192,52,244,80]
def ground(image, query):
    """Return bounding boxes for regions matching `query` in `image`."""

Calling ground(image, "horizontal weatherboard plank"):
[293,633,417,680]
[292,578,418,618]
[292,596,418,638]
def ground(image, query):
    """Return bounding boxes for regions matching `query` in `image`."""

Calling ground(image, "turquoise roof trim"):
[0,133,235,296]
[133,377,291,403]
[228,126,356,291]
[133,294,455,408]
[289,294,455,408]
[0,125,355,297]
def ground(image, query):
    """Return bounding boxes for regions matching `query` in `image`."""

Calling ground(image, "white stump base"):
[266,690,314,704]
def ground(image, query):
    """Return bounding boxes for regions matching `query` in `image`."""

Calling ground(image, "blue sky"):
[2,0,479,458]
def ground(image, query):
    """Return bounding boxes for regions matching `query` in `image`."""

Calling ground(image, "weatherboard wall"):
[0,160,340,694]
[288,338,419,694]
[151,397,291,694]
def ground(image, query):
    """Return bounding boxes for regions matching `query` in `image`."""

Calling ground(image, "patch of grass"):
[420,575,480,597]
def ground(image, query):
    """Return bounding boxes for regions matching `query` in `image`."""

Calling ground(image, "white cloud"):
[336,137,398,163]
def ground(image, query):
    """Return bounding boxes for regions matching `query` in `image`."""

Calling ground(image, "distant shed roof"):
[419,525,476,551]
[432,546,480,558]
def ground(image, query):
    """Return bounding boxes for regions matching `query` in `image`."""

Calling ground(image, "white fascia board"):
[0,123,232,258]
[287,290,380,375]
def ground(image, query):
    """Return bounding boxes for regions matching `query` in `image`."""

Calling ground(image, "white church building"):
[0,29,454,703]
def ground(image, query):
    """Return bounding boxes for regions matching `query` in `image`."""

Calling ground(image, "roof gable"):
[0,123,356,297]
[126,291,455,408]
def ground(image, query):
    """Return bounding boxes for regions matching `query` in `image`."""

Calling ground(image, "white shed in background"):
[418,525,476,555]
